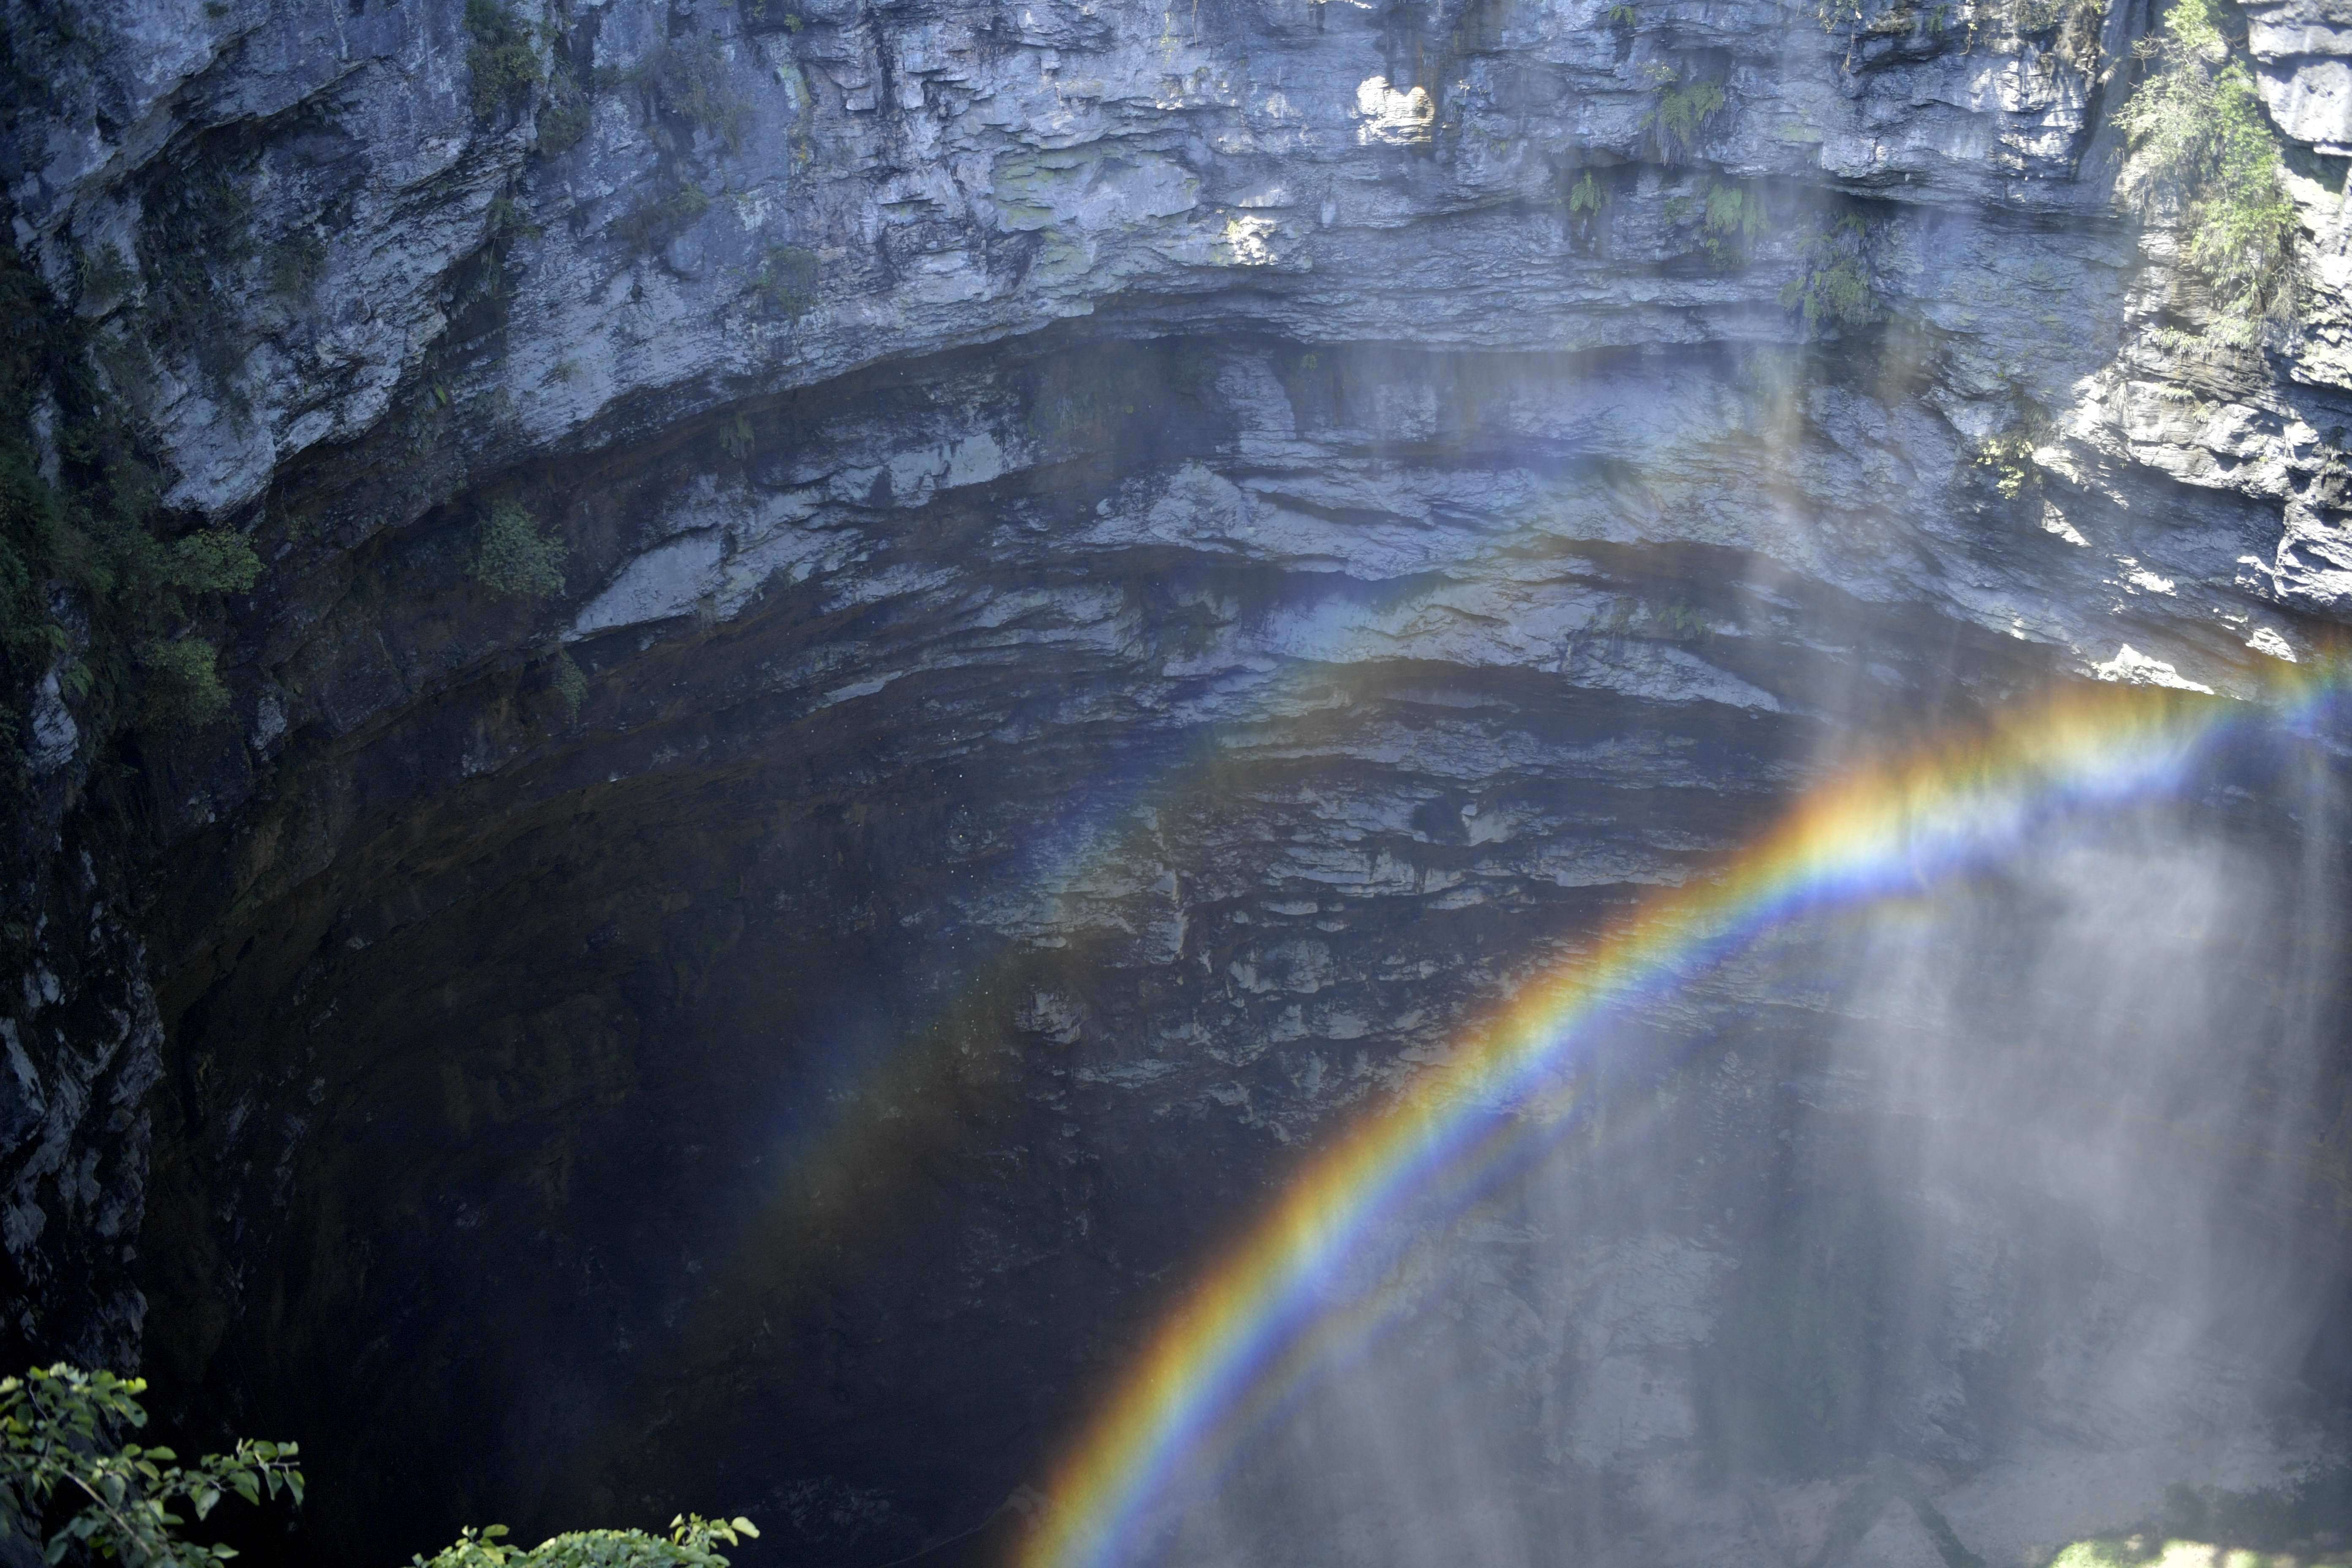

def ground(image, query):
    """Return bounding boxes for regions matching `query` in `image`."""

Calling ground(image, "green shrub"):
[166,530,263,597]
[0,1363,302,1567]
[136,637,231,728]
[537,74,594,154]
[548,644,587,719]
[473,501,566,599]
[466,0,544,122]
[2115,0,2297,330]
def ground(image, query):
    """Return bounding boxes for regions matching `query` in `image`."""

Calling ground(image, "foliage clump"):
[1779,214,1876,333]
[532,20,597,155]
[2114,0,2297,333]
[1643,64,1727,161]
[537,75,595,154]
[1566,168,1609,248]
[135,637,232,728]
[412,1517,760,1568]
[465,0,545,122]
[548,645,587,720]
[1976,427,2041,497]
[0,242,268,756]
[0,1363,302,1567]
[740,0,808,31]
[1666,177,1767,265]
[3,1365,760,1568]
[473,500,567,599]
[1705,181,1767,253]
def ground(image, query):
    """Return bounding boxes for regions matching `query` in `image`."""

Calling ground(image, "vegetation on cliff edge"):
[2,1364,758,1568]
[0,240,262,773]
[2115,0,2298,333]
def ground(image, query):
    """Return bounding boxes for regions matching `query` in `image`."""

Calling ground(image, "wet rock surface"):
[5,0,2352,1558]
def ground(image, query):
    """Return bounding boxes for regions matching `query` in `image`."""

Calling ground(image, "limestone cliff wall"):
[4,0,2352,1557]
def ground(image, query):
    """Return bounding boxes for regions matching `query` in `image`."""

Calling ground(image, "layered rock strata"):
[4,0,2352,1557]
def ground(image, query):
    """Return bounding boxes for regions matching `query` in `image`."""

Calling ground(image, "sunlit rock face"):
[6,0,2352,1559]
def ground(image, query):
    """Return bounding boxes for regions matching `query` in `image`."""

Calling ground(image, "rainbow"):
[1020,666,2348,1568]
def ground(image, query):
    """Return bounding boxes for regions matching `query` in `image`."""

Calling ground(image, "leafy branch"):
[0,1365,301,1568]
[411,1516,761,1568]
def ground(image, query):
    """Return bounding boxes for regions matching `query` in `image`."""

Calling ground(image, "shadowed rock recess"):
[8,0,2352,1559]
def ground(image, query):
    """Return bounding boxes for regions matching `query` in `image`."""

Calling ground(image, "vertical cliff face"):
[4,0,2352,1555]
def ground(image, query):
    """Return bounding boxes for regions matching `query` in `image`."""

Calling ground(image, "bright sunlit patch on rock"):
[1354,76,1435,144]
[1216,215,1280,266]
[2042,501,2091,547]
[2247,626,2299,662]
[2093,644,2214,694]
[2049,1539,2351,1568]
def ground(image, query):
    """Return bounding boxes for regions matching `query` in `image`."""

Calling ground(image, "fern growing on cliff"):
[1665,177,1767,266]
[2114,0,2297,332]
[1642,64,1727,161]
[1780,214,1878,334]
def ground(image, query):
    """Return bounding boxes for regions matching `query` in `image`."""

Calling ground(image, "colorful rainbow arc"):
[1019,668,2348,1568]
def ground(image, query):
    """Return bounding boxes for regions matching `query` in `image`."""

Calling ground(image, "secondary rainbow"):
[1020,668,2346,1568]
